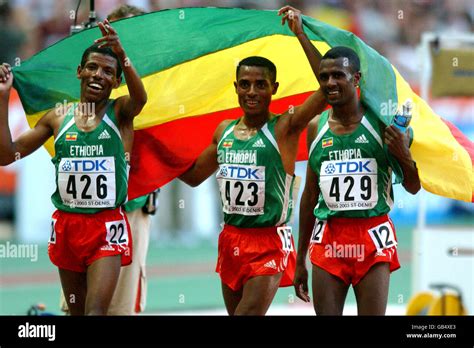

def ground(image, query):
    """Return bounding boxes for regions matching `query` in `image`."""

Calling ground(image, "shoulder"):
[40,103,72,131]
[307,114,321,145]
[212,119,235,143]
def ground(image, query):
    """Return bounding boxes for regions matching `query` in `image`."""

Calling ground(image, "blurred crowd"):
[0,0,473,84]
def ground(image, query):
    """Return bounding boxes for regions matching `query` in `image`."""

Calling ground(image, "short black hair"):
[236,56,277,83]
[80,43,122,78]
[322,46,360,73]
[107,4,146,21]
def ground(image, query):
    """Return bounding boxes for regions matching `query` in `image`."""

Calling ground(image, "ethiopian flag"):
[11,8,473,202]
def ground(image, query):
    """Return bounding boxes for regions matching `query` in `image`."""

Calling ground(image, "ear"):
[353,71,361,86]
[76,65,82,79]
[234,81,238,93]
[272,82,279,95]
[113,76,122,89]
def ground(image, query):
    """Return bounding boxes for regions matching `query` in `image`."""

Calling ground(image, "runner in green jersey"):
[179,7,327,315]
[293,14,421,314]
[0,19,147,315]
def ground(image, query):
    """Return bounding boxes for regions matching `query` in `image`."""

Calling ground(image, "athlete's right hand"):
[278,5,304,36]
[0,63,13,94]
[293,263,311,302]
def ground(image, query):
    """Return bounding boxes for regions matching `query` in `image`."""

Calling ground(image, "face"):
[234,66,279,117]
[318,57,360,106]
[77,52,121,103]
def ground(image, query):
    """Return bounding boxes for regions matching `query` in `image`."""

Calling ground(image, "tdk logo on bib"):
[218,165,265,180]
[323,160,374,175]
[59,157,114,173]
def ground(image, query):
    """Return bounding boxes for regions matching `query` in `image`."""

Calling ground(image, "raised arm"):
[0,64,54,166]
[294,118,320,302]
[278,5,323,80]
[178,120,231,187]
[95,19,147,121]
[278,6,327,134]
[384,125,421,194]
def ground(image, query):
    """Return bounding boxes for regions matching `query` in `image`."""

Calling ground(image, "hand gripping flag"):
[12,8,473,202]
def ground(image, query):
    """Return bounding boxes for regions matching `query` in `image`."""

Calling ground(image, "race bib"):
[277,226,294,252]
[49,219,57,244]
[216,164,265,215]
[58,157,116,208]
[310,219,327,244]
[105,219,129,245]
[320,158,378,211]
[368,221,397,251]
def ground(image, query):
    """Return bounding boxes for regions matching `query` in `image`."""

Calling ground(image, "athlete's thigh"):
[58,268,87,316]
[353,262,390,315]
[234,273,283,315]
[221,282,243,316]
[312,265,350,315]
[85,255,122,315]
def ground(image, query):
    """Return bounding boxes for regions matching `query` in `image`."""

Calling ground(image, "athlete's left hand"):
[95,19,124,56]
[384,125,411,160]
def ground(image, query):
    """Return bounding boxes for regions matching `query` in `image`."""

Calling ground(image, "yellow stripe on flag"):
[393,66,473,202]
[28,35,330,156]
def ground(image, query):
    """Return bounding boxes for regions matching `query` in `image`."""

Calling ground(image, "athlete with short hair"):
[291,5,421,315]
[0,19,147,315]
[179,8,326,315]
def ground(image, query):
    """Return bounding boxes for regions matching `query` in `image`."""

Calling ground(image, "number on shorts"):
[310,219,327,244]
[106,220,128,245]
[277,226,294,252]
[49,219,57,244]
[368,222,397,251]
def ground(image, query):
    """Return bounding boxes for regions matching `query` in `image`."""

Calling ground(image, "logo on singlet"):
[252,138,266,148]
[98,129,111,140]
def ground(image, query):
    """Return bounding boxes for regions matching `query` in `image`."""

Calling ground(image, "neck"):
[241,111,271,129]
[331,99,363,125]
[79,97,108,117]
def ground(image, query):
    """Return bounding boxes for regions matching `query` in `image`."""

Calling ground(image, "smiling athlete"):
[179,8,326,315]
[0,19,147,315]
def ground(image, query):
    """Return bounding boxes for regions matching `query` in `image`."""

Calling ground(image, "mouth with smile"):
[245,99,259,108]
[86,81,105,93]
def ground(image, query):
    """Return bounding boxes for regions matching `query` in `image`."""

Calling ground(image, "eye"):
[257,81,266,89]
[319,74,328,81]
[239,81,249,88]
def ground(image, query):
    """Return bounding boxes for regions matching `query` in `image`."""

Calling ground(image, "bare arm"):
[294,118,320,302]
[96,19,147,122]
[278,6,327,133]
[0,64,54,166]
[384,125,421,194]
[179,120,231,187]
[278,5,323,80]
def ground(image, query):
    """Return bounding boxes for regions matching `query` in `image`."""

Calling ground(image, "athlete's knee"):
[85,305,109,316]
[234,301,268,315]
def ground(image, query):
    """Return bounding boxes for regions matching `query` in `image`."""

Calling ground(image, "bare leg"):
[312,265,350,315]
[221,282,243,316]
[58,268,87,316]
[353,262,390,315]
[85,255,122,315]
[233,273,283,316]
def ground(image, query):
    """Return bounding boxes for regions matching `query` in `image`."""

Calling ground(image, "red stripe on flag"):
[128,91,315,199]
[441,119,474,166]
[441,119,474,202]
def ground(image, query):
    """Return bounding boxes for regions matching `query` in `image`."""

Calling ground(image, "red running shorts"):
[216,224,296,291]
[48,207,132,272]
[309,215,400,286]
